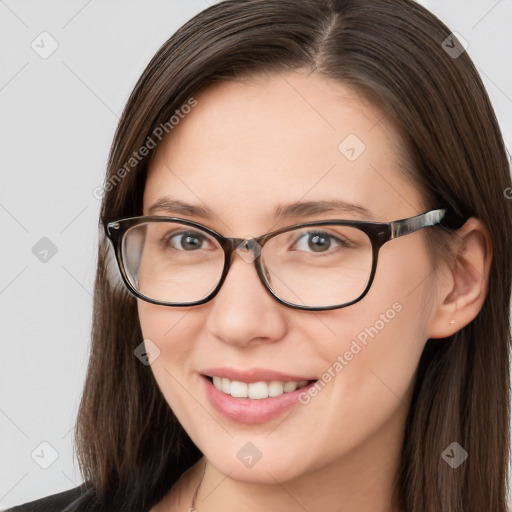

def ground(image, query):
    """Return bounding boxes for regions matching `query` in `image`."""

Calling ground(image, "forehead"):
[143,70,423,233]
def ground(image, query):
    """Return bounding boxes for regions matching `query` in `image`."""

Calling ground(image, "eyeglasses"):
[104,208,464,311]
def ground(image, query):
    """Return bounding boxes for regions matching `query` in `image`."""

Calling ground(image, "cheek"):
[316,301,420,417]
[137,300,199,354]
[136,300,200,400]
[137,304,227,453]
[289,305,422,478]
[311,239,433,440]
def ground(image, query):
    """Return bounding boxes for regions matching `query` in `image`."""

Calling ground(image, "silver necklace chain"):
[190,458,207,511]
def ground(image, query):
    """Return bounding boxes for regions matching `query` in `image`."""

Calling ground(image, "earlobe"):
[427,217,492,339]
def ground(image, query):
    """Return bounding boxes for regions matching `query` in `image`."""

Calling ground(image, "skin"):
[140,70,492,512]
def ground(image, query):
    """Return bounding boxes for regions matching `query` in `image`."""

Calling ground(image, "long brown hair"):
[73,1,512,510]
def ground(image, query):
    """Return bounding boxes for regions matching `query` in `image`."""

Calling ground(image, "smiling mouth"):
[203,375,315,400]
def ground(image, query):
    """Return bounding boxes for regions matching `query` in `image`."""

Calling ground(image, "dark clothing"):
[4,485,86,512]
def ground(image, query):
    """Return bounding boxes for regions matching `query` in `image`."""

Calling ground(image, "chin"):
[200,439,315,484]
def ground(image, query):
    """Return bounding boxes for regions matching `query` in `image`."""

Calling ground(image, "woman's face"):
[138,70,440,484]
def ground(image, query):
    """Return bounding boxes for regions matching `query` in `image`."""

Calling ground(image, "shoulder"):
[3,485,86,512]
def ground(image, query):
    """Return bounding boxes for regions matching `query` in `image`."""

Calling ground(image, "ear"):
[427,217,492,339]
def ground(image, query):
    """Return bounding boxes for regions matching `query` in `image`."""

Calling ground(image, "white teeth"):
[231,381,248,398]
[210,376,310,399]
[248,381,269,399]
[268,381,284,397]
[221,377,231,394]
[283,381,297,392]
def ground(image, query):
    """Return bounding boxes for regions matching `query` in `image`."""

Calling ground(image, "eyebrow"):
[146,197,374,223]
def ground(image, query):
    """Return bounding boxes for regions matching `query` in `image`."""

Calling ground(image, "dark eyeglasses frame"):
[104,208,466,311]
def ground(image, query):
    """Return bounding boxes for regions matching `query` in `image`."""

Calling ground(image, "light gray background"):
[1,0,511,508]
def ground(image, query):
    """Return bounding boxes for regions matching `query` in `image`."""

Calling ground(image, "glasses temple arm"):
[389,208,466,239]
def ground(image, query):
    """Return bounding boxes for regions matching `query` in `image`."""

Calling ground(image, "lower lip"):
[201,375,317,424]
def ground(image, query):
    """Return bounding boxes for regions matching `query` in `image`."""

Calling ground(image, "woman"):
[8,0,511,511]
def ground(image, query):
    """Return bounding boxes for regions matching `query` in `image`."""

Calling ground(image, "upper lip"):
[201,367,317,383]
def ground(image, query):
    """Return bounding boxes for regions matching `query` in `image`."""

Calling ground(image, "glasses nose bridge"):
[217,234,270,300]
[224,235,265,263]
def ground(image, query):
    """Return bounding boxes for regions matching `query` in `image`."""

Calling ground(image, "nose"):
[204,247,288,348]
